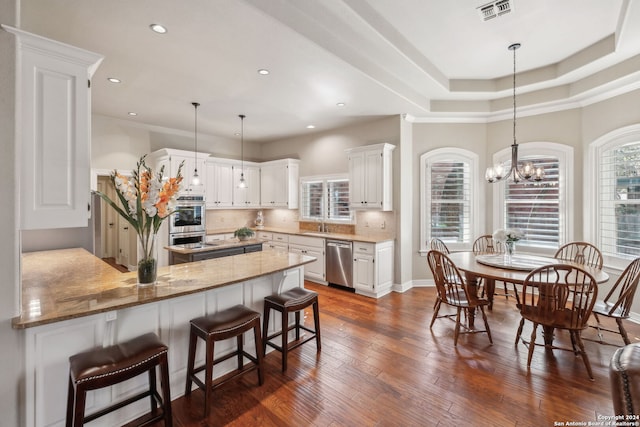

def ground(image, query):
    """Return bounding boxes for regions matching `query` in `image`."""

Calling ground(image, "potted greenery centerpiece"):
[234,227,255,241]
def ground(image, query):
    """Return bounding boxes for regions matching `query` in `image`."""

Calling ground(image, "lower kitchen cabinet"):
[288,235,325,283]
[353,240,394,298]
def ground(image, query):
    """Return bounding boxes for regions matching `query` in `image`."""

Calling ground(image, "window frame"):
[420,148,481,255]
[299,174,353,224]
[586,124,640,269]
[491,142,573,255]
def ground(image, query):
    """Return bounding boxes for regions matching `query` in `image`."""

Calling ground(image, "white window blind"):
[599,141,640,258]
[300,176,351,222]
[503,157,559,247]
[430,161,471,243]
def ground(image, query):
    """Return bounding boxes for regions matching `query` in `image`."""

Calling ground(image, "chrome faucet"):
[318,222,329,233]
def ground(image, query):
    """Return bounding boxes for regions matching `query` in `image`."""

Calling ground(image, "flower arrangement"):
[492,228,525,243]
[96,155,183,285]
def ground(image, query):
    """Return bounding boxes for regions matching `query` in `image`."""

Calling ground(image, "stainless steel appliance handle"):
[327,240,351,248]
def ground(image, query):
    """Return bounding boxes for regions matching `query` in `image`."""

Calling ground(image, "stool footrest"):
[84,389,165,424]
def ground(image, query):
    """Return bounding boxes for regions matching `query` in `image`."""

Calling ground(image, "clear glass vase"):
[137,232,158,287]
[505,240,515,264]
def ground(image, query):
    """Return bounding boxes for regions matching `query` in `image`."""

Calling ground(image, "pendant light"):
[485,43,544,184]
[191,102,201,186]
[237,114,247,188]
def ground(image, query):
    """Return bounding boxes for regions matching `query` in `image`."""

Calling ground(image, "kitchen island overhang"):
[16,248,316,427]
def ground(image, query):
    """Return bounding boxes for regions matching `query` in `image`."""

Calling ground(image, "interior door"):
[97,176,117,259]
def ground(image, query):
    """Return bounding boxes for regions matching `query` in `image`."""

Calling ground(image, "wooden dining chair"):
[514,264,598,380]
[429,238,450,254]
[589,257,640,346]
[473,234,515,303]
[554,241,603,269]
[427,250,492,346]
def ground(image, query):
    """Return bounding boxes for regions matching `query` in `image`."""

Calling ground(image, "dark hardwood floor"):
[148,281,638,427]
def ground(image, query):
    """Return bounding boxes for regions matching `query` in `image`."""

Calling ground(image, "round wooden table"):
[445,252,609,335]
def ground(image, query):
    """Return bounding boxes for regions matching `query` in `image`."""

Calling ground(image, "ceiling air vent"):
[477,0,512,21]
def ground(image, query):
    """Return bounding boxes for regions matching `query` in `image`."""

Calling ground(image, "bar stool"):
[263,287,321,372]
[185,304,264,418]
[65,332,172,427]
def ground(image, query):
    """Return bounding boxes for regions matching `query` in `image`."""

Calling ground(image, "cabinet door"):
[174,155,205,196]
[233,165,259,207]
[16,28,103,229]
[353,252,375,292]
[348,151,366,208]
[289,244,325,282]
[205,161,233,207]
[363,150,383,208]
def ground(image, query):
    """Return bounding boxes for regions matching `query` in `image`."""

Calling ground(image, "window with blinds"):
[300,176,351,222]
[503,157,560,247]
[430,161,470,242]
[599,141,640,258]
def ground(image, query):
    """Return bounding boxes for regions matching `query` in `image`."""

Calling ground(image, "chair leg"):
[454,307,461,346]
[295,310,301,340]
[237,334,244,370]
[313,300,321,351]
[430,299,441,328]
[616,318,631,345]
[66,376,74,427]
[204,337,215,418]
[72,384,86,427]
[281,308,288,372]
[185,327,197,396]
[159,353,173,427]
[515,318,525,347]
[527,323,538,369]
[573,331,594,381]
[479,306,492,344]
[148,365,158,414]
[253,321,265,386]
[262,304,271,355]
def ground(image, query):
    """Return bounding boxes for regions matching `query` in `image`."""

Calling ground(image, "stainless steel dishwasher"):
[325,239,353,289]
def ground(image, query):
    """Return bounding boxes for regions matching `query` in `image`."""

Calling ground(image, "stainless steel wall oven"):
[170,195,206,235]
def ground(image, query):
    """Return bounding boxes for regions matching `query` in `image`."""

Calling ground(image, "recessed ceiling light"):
[128,112,138,116]
[306,125,315,129]
[107,77,121,83]
[336,102,346,107]
[149,24,168,34]
[257,69,270,75]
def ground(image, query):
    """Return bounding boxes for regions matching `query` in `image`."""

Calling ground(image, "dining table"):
[445,251,609,338]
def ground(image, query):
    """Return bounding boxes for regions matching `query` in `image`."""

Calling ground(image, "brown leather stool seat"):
[185,304,264,418]
[263,287,321,372]
[66,332,172,426]
[610,342,640,415]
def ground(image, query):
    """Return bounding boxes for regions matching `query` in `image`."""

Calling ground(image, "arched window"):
[420,148,481,254]
[587,125,640,266]
[491,142,573,254]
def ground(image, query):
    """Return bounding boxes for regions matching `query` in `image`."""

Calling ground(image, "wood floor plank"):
[150,282,639,426]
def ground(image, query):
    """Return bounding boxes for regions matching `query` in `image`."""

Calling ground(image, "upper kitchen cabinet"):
[260,159,299,209]
[205,158,234,208]
[4,26,103,229]
[233,163,261,208]
[148,149,205,196]
[346,143,395,211]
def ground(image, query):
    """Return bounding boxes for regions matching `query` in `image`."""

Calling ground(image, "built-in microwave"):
[170,195,206,234]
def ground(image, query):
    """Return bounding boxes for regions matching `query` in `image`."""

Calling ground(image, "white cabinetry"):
[257,231,289,251]
[353,240,394,298]
[260,159,299,209]
[288,235,325,283]
[346,143,395,211]
[5,26,103,229]
[206,233,234,243]
[148,149,205,196]
[233,163,261,207]
[205,158,234,208]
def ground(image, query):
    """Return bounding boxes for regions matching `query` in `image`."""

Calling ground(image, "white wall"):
[0,1,24,425]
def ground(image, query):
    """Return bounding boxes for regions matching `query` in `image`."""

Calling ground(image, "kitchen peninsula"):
[17,248,315,427]
[166,238,263,265]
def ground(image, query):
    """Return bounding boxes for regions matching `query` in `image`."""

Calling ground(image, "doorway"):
[96,176,136,271]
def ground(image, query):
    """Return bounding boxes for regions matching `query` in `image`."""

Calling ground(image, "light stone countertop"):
[208,226,395,244]
[15,248,315,329]
[165,238,262,254]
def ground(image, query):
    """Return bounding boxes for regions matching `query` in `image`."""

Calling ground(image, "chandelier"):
[485,43,544,184]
